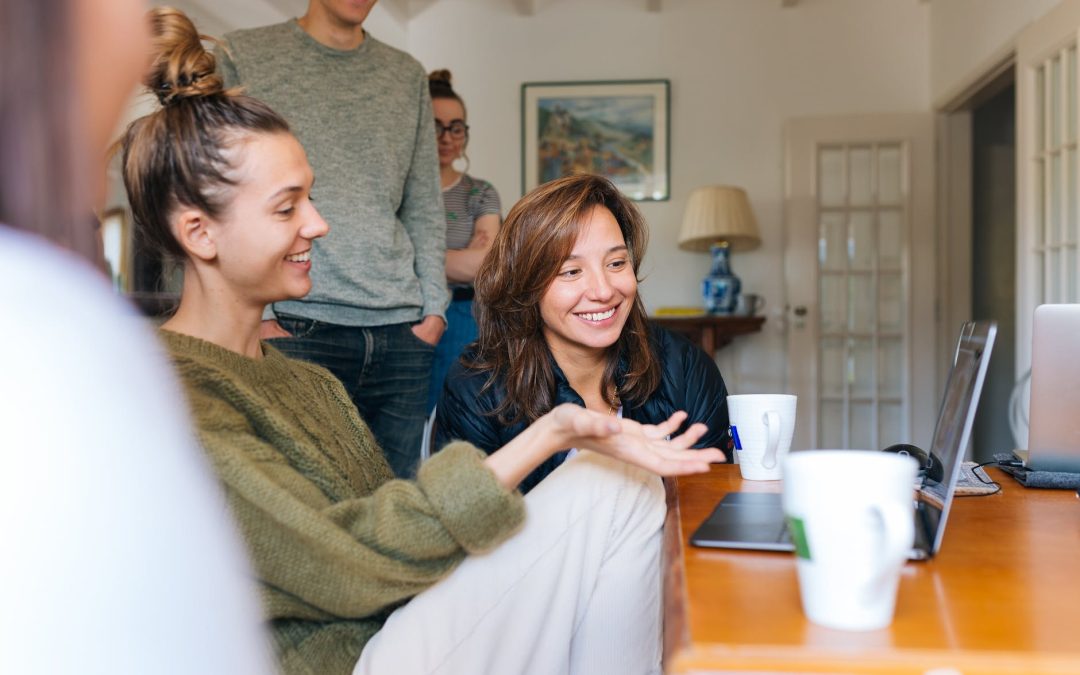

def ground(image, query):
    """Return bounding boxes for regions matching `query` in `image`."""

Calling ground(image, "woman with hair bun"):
[427,69,502,411]
[437,173,734,493]
[123,9,723,675]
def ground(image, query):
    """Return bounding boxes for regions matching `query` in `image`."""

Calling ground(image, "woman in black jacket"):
[436,174,732,492]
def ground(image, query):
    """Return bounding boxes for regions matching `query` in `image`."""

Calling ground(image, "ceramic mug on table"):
[737,293,765,316]
[782,450,918,631]
[726,394,796,480]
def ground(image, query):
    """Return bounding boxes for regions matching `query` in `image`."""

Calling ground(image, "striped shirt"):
[443,174,501,250]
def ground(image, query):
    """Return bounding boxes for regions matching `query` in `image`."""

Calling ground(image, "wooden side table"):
[650,314,765,355]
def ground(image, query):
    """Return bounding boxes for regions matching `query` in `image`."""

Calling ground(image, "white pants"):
[354,450,666,675]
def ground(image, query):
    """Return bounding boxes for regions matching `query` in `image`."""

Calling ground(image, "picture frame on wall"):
[98,207,131,293]
[521,79,670,201]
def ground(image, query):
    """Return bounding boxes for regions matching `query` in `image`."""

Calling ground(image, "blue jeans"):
[428,299,478,411]
[267,315,434,478]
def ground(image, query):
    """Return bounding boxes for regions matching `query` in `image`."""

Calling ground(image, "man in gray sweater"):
[218,0,447,477]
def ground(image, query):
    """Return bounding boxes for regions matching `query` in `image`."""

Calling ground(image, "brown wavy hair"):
[470,173,660,425]
[120,7,290,263]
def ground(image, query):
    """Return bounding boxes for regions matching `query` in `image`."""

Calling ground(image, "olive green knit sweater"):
[160,330,526,675]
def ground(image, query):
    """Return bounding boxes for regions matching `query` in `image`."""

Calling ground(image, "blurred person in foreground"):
[0,0,271,672]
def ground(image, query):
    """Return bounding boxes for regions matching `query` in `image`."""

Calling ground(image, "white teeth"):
[578,308,616,322]
[285,250,310,263]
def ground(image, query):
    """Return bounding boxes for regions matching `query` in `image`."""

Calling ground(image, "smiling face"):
[540,205,637,362]
[208,132,328,307]
[432,97,467,170]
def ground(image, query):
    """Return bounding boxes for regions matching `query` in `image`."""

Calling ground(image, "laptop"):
[690,321,997,561]
[1021,304,1080,473]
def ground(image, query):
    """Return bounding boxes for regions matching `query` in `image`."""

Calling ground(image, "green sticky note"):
[787,516,811,560]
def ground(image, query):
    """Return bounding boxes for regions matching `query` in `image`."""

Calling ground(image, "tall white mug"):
[726,394,796,480]
[782,451,919,631]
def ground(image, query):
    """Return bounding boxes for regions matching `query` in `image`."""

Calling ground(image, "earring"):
[452,152,470,175]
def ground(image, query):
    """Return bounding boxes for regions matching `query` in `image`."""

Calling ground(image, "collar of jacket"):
[548,349,631,409]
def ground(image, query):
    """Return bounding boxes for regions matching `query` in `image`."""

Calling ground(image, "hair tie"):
[155,71,206,105]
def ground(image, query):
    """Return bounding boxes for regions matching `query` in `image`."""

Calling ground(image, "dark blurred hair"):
[428,69,466,114]
[470,174,660,425]
[121,7,290,263]
[0,0,97,257]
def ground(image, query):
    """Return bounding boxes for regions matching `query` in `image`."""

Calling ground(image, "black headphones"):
[882,443,945,483]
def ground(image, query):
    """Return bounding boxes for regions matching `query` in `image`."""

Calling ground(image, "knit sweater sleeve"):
[399,68,449,320]
[187,387,525,620]
[215,37,240,89]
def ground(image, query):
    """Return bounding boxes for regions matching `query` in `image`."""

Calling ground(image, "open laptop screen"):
[1027,304,1080,472]
[917,321,996,555]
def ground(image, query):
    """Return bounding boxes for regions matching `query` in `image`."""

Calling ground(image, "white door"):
[785,115,936,452]
[1016,0,1080,381]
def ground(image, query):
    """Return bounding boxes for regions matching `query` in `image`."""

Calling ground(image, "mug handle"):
[863,501,915,602]
[761,410,781,469]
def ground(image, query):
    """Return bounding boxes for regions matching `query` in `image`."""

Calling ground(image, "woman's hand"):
[484,405,725,491]
[550,405,726,477]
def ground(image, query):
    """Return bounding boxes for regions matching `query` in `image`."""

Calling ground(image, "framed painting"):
[521,79,670,201]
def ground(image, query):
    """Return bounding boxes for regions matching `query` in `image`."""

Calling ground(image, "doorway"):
[970,80,1017,462]
[784,114,937,451]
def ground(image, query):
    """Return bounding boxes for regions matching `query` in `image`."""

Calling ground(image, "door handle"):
[793,305,808,317]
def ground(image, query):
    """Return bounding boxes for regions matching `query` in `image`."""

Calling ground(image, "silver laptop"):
[690,321,997,561]
[1023,304,1080,473]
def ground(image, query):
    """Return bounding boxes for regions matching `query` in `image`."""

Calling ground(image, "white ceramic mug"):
[737,293,766,316]
[727,394,796,480]
[782,451,918,631]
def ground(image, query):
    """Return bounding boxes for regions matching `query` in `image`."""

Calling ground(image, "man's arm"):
[398,69,449,334]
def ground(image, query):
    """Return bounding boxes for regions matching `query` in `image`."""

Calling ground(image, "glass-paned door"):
[815,144,907,449]
[1030,46,1079,307]
[785,115,936,451]
[1017,1,1080,376]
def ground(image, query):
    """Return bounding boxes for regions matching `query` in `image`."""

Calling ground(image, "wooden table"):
[650,315,765,355]
[663,465,1080,674]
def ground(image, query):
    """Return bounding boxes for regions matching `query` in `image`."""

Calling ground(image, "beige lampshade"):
[677,185,762,253]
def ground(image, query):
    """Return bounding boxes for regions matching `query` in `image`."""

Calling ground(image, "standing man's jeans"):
[428,298,478,412]
[267,315,434,478]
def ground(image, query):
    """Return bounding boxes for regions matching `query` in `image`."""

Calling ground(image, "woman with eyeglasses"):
[427,69,502,411]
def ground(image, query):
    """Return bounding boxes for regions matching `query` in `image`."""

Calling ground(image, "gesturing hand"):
[551,405,726,477]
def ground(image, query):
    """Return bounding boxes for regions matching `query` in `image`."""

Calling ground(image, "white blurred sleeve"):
[0,229,274,675]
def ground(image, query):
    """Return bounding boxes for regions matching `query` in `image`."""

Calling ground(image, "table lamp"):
[677,185,761,314]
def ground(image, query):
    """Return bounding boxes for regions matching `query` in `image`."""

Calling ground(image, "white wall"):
[929,0,1060,105]
[405,0,930,393]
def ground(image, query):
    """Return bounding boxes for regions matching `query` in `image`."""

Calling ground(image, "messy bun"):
[428,68,465,113]
[146,7,225,105]
[121,6,290,263]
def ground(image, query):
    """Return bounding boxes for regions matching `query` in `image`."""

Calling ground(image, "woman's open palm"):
[552,405,726,476]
